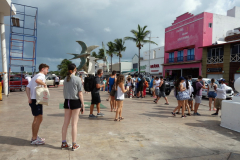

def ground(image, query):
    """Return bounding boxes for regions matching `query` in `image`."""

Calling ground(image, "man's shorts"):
[215,98,223,109]
[91,92,101,104]
[159,91,166,98]
[55,82,59,85]
[195,95,202,104]
[155,89,159,96]
[29,99,43,116]
[138,85,143,92]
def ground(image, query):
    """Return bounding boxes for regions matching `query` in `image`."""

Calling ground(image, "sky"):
[0,0,240,72]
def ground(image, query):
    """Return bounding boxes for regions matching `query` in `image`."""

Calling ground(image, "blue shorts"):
[208,91,217,98]
[29,99,43,116]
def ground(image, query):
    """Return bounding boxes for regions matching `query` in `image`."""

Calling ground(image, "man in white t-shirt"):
[55,76,60,87]
[154,77,161,100]
[26,64,49,145]
[25,75,32,84]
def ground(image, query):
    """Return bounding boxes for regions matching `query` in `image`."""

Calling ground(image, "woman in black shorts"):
[61,63,85,151]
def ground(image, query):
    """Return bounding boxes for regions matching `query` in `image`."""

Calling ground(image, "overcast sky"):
[0,0,240,72]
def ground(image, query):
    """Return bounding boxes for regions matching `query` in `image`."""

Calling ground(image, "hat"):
[179,77,186,81]
[219,78,225,82]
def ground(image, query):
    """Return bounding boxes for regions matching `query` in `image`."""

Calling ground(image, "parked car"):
[46,76,57,87]
[148,79,172,96]
[9,76,29,91]
[169,80,175,88]
[192,78,234,99]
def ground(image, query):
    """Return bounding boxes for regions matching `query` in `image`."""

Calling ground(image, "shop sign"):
[131,68,138,72]
[140,65,146,70]
[151,70,159,72]
[150,64,159,68]
[207,68,222,72]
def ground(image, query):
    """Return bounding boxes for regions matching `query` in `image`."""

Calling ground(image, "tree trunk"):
[111,55,112,72]
[138,47,141,75]
[119,52,121,74]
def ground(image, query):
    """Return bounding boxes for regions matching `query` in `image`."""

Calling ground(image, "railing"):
[207,56,223,64]
[231,53,240,62]
[167,55,195,63]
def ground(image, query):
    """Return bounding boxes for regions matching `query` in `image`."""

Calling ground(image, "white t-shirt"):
[27,73,46,99]
[55,77,59,82]
[25,77,31,83]
[154,79,161,89]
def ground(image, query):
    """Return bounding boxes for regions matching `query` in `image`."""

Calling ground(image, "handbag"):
[36,86,50,106]
[177,90,190,100]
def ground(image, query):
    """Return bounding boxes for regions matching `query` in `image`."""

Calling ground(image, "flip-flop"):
[119,117,124,120]
[114,119,120,121]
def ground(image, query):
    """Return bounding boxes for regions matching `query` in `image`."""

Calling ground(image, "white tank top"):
[127,80,131,86]
[208,83,216,92]
[117,86,124,100]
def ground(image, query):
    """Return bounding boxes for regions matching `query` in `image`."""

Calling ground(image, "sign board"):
[207,68,222,73]
[150,64,159,68]
[140,65,146,70]
[131,68,138,72]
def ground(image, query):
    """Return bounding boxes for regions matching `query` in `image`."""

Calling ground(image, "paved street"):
[0,87,240,160]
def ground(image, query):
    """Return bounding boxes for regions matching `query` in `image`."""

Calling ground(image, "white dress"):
[116,86,124,100]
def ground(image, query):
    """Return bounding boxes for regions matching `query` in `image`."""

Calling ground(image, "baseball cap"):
[179,77,186,81]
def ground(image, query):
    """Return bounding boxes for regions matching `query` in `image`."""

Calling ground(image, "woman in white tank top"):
[208,78,217,111]
[114,75,129,121]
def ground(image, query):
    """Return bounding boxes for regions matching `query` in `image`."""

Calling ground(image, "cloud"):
[73,27,84,33]
[104,27,111,32]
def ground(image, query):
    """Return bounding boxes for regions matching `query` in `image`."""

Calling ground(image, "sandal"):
[72,143,80,151]
[165,103,169,105]
[119,117,124,120]
[106,99,109,101]
[114,118,120,121]
[61,142,72,150]
[154,101,158,104]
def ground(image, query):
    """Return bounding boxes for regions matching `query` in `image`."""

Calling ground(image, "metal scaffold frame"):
[8,3,38,91]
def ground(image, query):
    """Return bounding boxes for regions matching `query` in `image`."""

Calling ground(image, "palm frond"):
[142,39,158,45]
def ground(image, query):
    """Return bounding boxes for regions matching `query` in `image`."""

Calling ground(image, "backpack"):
[144,81,148,88]
[139,78,145,86]
[84,75,95,92]
[192,81,200,97]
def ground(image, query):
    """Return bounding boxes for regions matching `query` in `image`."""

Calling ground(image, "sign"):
[225,34,240,41]
[150,64,159,68]
[140,65,146,70]
[131,68,138,72]
[207,68,222,73]
[151,70,159,72]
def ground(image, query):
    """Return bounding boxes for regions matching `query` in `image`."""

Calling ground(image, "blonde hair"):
[116,74,124,86]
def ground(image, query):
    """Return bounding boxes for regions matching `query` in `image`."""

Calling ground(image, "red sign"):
[151,70,159,72]
[150,64,159,68]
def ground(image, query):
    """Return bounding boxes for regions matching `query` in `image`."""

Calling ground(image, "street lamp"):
[148,33,158,75]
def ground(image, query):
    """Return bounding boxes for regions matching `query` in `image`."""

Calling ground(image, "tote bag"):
[36,86,50,106]
[177,90,190,101]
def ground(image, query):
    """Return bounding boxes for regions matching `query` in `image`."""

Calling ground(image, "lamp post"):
[148,33,158,76]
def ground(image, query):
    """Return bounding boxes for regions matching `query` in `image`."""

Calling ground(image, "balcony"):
[207,56,223,64]
[167,55,195,63]
[231,53,240,62]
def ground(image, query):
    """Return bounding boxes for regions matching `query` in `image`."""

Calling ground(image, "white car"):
[192,78,234,99]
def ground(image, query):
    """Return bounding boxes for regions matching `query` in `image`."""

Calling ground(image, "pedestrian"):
[172,77,188,118]
[61,63,85,151]
[55,76,60,87]
[154,77,160,101]
[134,75,138,97]
[136,75,145,98]
[126,75,133,98]
[143,78,148,98]
[102,77,107,92]
[193,76,206,116]
[208,78,217,111]
[149,76,154,97]
[106,74,112,101]
[131,75,136,98]
[188,75,194,111]
[183,76,192,116]
[114,74,129,121]
[25,75,32,84]
[0,72,6,101]
[89,69,105,118]
[26,63,49,145]
[212,79,227,116]
[107,71,117,112]
[84,75,89,94]
[154,76,169,105]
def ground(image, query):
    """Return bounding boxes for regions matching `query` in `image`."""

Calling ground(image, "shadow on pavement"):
[0,136,60,150]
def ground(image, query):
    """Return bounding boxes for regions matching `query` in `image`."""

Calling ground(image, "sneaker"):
[176,112,180,114]
[186,113,191,116]
[182,115,187,118]
[31,139,45,145]
[171,112,176,116]
[212,113,218,115]
[89,114,97,118]
[196,112,201,116]
[72,143,80,151]
[31,135,45,143]
[97,112,104,117]
[61,142,72,150]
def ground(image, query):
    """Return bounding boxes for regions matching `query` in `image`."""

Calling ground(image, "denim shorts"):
[29,99,43,116]
[208,91,217,98]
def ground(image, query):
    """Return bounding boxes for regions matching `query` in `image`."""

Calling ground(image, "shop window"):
[208,23,212,28]
[168,52,174,63]
[187,48,194,61]
[177,50,183,62]
[133,63,138,69]
[231,44,240,62]
[207,47,223,64]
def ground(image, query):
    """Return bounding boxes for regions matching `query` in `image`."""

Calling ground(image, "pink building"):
[163,12,213,78]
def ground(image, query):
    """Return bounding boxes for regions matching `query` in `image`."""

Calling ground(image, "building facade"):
[163,6,240,79]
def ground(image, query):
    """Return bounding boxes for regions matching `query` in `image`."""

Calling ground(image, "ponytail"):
[66,63,76,82]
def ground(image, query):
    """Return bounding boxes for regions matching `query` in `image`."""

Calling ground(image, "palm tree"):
[57,59,72,78]
[98,48,105,59]
[125,24,158,74]
[114,38,126,74]
[107,41,117,72]
[91,51,98,58]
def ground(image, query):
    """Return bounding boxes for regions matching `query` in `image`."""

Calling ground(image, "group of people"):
[171,75,227,118]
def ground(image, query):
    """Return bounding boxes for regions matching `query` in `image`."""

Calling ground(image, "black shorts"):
[91,92,101,104]
[138,85,143,92]
[55,82,59,85]
[64,99,81,110]
[29,99,43,116]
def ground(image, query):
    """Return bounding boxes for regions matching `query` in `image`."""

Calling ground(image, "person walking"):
[26,63,49,145]
[172,77,188,118]
[153,77,160,101]
[143,78,148,98]
[193,76,206,116]
[126,75,133,98]
[208,78,217,111]
[188,75,194,111]
[131,75,136,97]
[149,76,154,97]
[107,71,117,112]
[183,76,192,116]
[134,75,138,97]
[212,79,227,116]
[61,63,85,151]
[114,75,129,121]
[55,76,60,87]
[89,69,105,118]
[136,75,145,98]
[154,76,169,105]
[102,77,107,92]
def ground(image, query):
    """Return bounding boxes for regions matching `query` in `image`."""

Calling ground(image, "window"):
[208,23,212,28]
[169,52,174,62]
[231,44,240,62]
[207,47,224,63]
[133,63,138,69]
[177,50,183,62]
[153,50,156,59]
[187,48,194,60]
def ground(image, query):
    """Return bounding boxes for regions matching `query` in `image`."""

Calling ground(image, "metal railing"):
[231,53,240,62]
[207,56,223,64]
[167,55,195,63]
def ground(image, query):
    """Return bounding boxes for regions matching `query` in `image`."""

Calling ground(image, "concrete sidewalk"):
[0,87,240,160]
